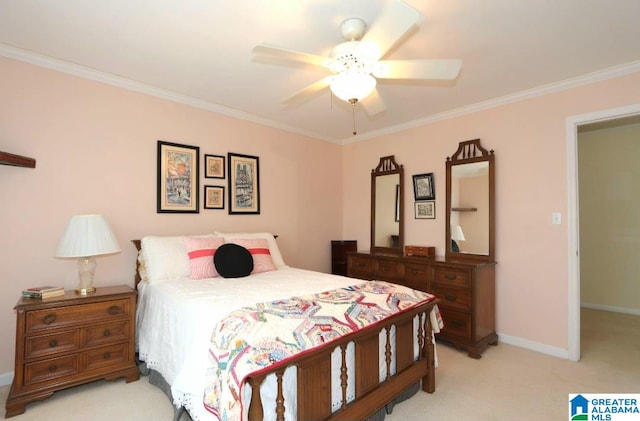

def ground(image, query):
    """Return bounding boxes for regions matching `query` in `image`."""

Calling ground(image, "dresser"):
[347,252,497,358]
[5,285,140,417]
[331,240,357,276]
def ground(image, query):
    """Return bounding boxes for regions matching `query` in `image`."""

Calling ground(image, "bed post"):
[422,311,436,393]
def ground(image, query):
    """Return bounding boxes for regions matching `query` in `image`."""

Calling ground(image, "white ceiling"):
[1,0,640,144]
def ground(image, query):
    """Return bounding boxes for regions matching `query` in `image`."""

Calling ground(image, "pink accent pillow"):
[228,238,277,274]
[183,236,225,279]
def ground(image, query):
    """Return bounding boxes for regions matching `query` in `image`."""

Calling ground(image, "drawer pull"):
[103,352,111,360]
[49,339,58,348]
[107,305,122,315]
[103,329,111,337]
[444,274,457,280]
[445,295,457,302]
[43,314,57,324]
[49,364,57,373]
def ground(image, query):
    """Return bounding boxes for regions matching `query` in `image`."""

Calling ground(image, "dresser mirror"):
[445,139,495,261]
[371,156,404,255]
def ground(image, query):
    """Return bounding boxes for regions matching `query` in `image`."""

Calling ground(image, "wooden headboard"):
[132,239,142,289]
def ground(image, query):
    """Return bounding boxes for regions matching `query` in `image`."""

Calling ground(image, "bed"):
[133,232,440,421]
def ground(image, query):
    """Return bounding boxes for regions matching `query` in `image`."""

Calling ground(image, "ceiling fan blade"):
[360,88,387,116]
[358,0,421,61]
[373,59,462,80]
[282,76,332,105]
[252,44,330,68]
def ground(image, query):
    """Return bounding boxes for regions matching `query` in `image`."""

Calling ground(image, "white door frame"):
[566,103,640,361]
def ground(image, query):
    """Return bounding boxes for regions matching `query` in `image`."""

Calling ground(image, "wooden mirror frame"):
[445,139,495,261]
[371,155,404,255]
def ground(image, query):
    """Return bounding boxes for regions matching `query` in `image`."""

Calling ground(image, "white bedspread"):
[137,268,364,420]
[137,267,439,421]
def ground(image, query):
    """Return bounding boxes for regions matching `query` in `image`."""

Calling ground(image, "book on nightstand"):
[22,285,65,299]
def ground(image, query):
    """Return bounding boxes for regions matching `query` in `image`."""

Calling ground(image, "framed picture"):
[204,185,225,209]
[157,140,199,213]
[413,173,435,200]
[205,154,225,179]
[228,153,260,214]
[415,201,435,219]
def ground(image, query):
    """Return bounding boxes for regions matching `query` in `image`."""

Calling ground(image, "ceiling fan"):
[252,0,462,117]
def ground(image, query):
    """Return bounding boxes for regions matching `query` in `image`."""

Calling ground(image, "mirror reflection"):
[371,155,403,255]
[374,174,400,248]
[450,162,489,255]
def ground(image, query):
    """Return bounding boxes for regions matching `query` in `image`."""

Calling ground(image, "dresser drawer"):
[431,285,471,312]
[24,355,79,386]
[348,256,376,276]
[377,259,403,280]
[403,263,430,291]
[25,299,131,333]
[84,321,130,348]
[24,330,80,360]
[438,308,471,339]
[83,343,130,372]
[433,267,470,288]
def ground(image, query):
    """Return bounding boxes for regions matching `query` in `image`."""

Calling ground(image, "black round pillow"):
[214,243,254,278]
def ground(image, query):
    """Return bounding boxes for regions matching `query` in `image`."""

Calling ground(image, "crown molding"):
[0,43,339,144]
[2,43,638,146]
[342,60,640,145]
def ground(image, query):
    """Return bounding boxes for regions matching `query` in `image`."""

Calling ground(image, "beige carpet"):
[2,309,638,421]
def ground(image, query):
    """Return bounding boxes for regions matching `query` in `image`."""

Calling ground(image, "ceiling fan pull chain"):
[350,98,357,135]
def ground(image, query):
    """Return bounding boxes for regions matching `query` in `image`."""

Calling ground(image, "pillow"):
[214,243,254,278]
[227,238,277,274]
[183,236,225,279]
[214,232,286,269]
[140,234,217,283]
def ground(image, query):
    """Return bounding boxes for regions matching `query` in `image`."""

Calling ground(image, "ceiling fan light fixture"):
[330,72,376,103]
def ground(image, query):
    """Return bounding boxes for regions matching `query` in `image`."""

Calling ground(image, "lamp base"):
[75,286,96,295]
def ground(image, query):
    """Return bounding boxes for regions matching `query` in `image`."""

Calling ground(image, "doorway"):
[566,104,640,361]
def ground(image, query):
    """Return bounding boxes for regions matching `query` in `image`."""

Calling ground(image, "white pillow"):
[214,232,287,269]
[141,234,218,283]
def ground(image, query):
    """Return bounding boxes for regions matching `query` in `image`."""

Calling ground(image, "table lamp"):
[56,214,121,295]
[451,225,466,252]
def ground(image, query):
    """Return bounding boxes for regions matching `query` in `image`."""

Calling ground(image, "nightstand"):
[5,285,139,417]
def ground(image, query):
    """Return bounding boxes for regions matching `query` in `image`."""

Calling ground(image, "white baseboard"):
[498,332,570,359]
[581,302,640,316]
[0,371,13,387]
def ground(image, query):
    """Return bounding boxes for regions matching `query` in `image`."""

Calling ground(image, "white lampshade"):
[451,225,466,241]
[56,214,120,295]
[330,72,377,103]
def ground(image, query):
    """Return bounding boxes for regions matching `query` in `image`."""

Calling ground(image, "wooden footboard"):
[244,301,438,421]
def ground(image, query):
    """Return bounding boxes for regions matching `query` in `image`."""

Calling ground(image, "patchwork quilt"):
[202,280,439,421]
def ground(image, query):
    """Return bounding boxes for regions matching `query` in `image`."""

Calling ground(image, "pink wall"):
[0,57,343,375]
[343,71,640,352]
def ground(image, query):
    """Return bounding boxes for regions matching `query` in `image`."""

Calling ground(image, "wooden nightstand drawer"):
[433,267,470,288]
[431,285,471,312]
[24,355,79,386]
[25,299,131,333]
[25,330,80,360]
[84,321,129,347]
[438,308,471,339]
[83,343,130,371]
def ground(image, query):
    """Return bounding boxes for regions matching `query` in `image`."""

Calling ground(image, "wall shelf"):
[0,151,36,168]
